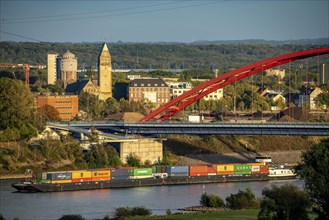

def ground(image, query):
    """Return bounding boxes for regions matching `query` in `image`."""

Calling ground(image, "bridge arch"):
[140,47,329,122]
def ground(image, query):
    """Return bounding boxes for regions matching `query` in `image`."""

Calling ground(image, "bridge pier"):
[117,138,163,164]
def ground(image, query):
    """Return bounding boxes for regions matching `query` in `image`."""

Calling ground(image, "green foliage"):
[226,187,260,210]
[316,93,329,106]
[126,153,141,167]
[58,214,85,220]
[0,78,37,140]
[114,206,152,219]
[200,192,225,208]
[0,213,5,220]
[35,104,61,129]
[258,184,310,220]
[85,144,121,169]
[298,138,329,219]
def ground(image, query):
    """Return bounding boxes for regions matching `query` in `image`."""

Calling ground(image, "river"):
[0,179,303,220]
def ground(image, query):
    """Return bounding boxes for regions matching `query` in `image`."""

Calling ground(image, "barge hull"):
[12,174,275,192]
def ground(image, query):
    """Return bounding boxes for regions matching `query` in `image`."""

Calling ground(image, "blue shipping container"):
[166,166,189,174]
[46,172,72,180]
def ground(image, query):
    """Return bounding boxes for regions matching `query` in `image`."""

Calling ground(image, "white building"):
[47,54,58,85]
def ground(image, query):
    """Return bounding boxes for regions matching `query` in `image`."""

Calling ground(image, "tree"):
[258,184,310,220]
[226,187,259,209]
[35,104,61,129]
[298,138,329,219]
[0,78,37,139]
[126,153,141,167]
[200,192,225,208]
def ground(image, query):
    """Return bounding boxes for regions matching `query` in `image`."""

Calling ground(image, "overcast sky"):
[0,0,328,43]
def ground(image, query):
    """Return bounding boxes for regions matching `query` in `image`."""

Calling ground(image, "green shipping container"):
[36,179,51,183]
[234,164,252,174]
[129,168,152,176]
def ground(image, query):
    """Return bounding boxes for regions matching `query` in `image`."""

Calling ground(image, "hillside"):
[1,42,328,73]
[163,135,324,165]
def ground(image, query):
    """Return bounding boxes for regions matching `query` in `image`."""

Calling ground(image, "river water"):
[0,179,303,220]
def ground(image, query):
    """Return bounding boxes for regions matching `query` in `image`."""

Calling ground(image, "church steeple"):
[98,43,112,100]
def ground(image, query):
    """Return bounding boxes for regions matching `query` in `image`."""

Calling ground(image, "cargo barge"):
[11,164,296,193]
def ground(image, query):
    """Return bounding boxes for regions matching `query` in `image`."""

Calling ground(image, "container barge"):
[11,163,296,193]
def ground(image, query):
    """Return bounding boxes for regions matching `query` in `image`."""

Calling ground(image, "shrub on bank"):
[114,206,152,219]
[200,192,225,208]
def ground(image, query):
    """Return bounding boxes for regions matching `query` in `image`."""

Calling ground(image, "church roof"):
[65,80,90,94]
[102,43,109,51]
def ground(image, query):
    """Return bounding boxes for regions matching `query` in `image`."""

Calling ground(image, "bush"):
[226,187,260,209]
[200,192,225,208]
[58,214,85,220]
[114,206,152,219]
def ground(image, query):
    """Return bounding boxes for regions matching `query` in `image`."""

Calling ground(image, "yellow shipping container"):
[91,170,111,177]
[216,164,234,172]
[72,171,92,179]
[50,179,72,184]
[248,162,265,166]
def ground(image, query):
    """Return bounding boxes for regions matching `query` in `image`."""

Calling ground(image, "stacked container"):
[91,169,111,181]
[111,167,132,180]
[71,170,92,182]
[46,172,72,184]
[129,168,153,179]
[189,165,208,176]
[216,164,234,175]
[234,164,252,175]
[259,165,269,174]
[166,166,189,177]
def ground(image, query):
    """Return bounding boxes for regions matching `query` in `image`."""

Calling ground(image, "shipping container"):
[111,176,130,180]
[251,165,261,174]
[111,168,132,177]
[189,165,208,176]
[234,164,252,175]
[166,166,189,174]
[72,171,92,179]
[129,168,152,176]
[91,170,111,177]
[91,176,111,181]
[216,164,234,175]
[50,179,72,184]
[46,172,72,180]
[129,175,153,179]
[169,173,189,177]
[207,165,217,174]
[72,178,92,183]
[36,179,51,183]
[152,165,166,173]
[260,165,269,174]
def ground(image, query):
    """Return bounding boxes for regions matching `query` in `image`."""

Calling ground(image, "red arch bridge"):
[140,47,329,123]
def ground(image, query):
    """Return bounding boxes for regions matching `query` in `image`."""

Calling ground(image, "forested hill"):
[0,41,328,72]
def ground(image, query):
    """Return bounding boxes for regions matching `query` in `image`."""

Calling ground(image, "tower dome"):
[62,50,76,59]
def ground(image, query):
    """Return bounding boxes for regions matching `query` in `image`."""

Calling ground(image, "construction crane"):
[0,63,30,86]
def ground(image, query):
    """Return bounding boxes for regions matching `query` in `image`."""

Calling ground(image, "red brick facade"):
[35,95,79,121]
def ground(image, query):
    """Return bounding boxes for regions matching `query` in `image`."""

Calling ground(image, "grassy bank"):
[128,209,259,220]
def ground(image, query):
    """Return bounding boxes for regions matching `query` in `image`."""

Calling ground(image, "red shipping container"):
[207,165,217,174]
[91,177,111,181]
[260,165,269,174]
[189,165,208,173]
[189,172,208,177]
[72,178,92,183]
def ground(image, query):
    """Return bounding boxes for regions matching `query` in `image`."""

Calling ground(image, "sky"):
[0,0,328,43]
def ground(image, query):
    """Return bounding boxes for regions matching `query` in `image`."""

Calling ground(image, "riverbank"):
[0,173,31,180]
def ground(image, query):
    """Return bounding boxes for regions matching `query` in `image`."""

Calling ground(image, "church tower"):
[98,43,112,100]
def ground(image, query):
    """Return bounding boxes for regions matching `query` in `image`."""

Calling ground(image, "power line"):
[3,1,179,22]
[0,31,42,42]
[2,1,226,24]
